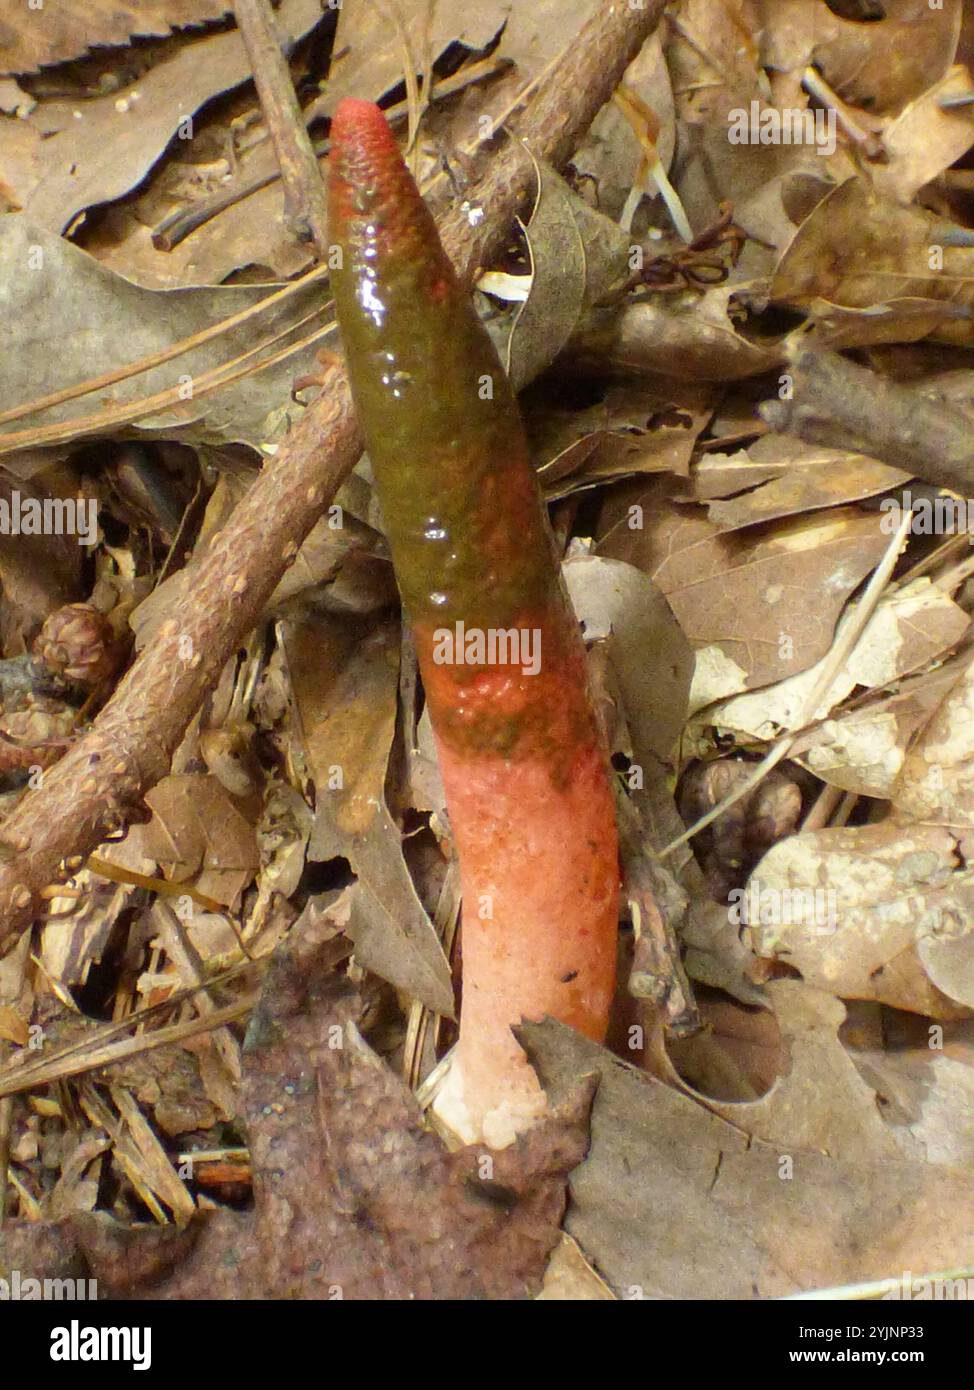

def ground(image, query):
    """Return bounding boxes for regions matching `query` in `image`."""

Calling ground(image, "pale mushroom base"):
[432,1048,549,1150]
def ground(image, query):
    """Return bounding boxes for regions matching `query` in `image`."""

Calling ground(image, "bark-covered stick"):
[760,345,974,496]
[233,0,330,250]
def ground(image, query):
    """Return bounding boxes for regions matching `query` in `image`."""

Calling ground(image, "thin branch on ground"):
[233,0,330,253]
[760,343,974,498]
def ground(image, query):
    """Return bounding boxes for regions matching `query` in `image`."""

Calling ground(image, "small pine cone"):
[33,603,117,688]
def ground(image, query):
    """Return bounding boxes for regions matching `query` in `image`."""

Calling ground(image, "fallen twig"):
[234,0,330,252]
[760,344,974,498]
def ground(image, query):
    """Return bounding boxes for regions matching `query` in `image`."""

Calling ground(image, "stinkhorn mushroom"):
[329,98,619,1147]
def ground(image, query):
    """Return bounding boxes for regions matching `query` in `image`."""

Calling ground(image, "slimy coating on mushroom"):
[329,98,619,1147]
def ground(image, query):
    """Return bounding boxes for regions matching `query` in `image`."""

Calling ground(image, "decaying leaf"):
[696,436,909,530]
[790,664,963,799]
[709,578,969,748]
[0,1,234,75]
[601,496,894,696]
[285,612,453,1015]
[0,939,594,1299]
[532,380,714,496]
[850,1015,974,1167]
[504,163,632,391]
[142,773,260,909]
[11,0,324,233]
[746,820,974,1018]
[570,282,785,381]
[0,222,328,458]
[522,1018,974,1298]
[563,552,693,763]
[773,179,974,347]
[688,980,908,1162]
[895,651,974,827]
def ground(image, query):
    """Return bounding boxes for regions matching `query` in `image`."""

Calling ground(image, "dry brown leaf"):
[852,1031,974,1167]
[669,0,765,123]
[0,1,233,75]
[563,552,693,764]
[47,1134,110,1221]
[0,1002,28,1046]
[666,2,856,233]
[142,773,260,909]
[601,494,893,692]
[696,436,909,530]
[285,611,453,1015]
[773,179,974,347]
[330,0,504,113]
[760,0,962,113]
[504,164,632,391]
[37,828,163,992]
[571,283,784,381]
[79,1,508,287]
[0,221,327,460]
[696,980,908,1162]
[871,65,974,205]
[895,651,974,826]
[287,612,400,849]
[538,1234,616,1300]
[12,0,324,232]
[815,0,962,113]
[731,168,833,262]
[747,820,974,1019]
[532,381,714,496]
[716,644,974,1017]
[0,475,84,625]
[709,578,969,754]
[664,982,784,1101]
[791,665,963,799]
